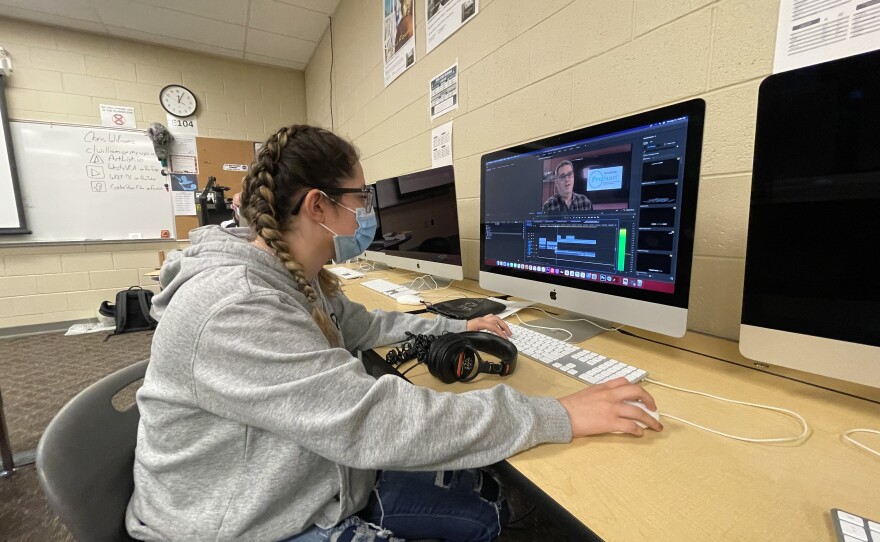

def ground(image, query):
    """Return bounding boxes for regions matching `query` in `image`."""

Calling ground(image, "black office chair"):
[36,359,146,542]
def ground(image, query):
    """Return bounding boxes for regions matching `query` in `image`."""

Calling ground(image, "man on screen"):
[542,160,593,212]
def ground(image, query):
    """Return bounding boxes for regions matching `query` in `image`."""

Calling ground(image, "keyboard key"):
[840,522,867,541]
[838,511,865,526]
[833,509,880,542]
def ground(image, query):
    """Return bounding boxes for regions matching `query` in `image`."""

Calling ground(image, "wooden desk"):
[347,269,880,540]
[330,263,494,313]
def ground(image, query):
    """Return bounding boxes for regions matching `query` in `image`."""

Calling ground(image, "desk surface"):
[344,267,880,540]
[331,263,494,313]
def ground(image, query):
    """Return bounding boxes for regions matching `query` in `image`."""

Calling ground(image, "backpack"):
[99,286,158,337]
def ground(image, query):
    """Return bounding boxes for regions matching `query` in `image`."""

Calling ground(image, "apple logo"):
[549,290,557,300]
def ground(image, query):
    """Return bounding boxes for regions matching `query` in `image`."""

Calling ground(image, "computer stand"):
[524,311,613,344]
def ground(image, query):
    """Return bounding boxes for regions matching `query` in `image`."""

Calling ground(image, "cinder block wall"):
[0,17,307,330]
[306,0,780,340]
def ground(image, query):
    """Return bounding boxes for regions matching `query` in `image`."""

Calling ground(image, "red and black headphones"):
[424,332,518,383]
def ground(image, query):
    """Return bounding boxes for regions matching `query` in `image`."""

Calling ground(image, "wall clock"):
[159,84,198,117]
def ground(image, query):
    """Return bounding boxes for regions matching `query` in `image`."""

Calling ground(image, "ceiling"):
[0,0,341,70]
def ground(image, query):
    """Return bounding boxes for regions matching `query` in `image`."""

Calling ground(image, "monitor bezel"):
[739,50,880,389]
[479,98,706,312]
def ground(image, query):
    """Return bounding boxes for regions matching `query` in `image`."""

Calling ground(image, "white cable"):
[842,429,880,459]
[408,274,438,291]
[643,377,810,444]
[512,312,573,342]
[520,306,623,332]
[407,274,453,293]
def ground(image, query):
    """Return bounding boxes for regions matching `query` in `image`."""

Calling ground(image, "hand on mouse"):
[557,377,663,437]
[466,314,512,338]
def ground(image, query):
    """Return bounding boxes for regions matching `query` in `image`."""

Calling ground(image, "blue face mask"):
[319,198,378,263]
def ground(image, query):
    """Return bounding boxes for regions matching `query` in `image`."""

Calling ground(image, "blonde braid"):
[242,126,341,347]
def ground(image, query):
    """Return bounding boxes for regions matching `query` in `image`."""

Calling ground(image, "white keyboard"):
[328,266,365,279]
[832,509,879,542]
[360,279,418,298]
[505,323,648,385]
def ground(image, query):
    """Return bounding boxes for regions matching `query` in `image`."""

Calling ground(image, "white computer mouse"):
[624,400,661,429]
[395,294,423,306]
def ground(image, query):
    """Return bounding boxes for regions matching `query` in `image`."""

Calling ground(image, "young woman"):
[126,125,662,542]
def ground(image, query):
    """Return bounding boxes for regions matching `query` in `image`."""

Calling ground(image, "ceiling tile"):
[0,8,108,34]
[246,29,314,64]
[94,0,246,50]
[104,25,244,60]
[0,0,102,21]
[130,0,249,25]
[244,53,306,71]
[275,0,341,15]
[249,0,329,43]
[0,0,318,72]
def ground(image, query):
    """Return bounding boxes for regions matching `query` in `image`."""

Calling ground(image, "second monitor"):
[365,165,463,281]
[480,99,706,338]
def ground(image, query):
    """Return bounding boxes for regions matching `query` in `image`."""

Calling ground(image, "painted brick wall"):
[0,17,308,330]
[305,0,780,340]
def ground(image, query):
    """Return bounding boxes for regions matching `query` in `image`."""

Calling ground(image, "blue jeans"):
[283,469,509,542]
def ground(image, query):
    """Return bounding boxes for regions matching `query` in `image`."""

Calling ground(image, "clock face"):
[160,84,198,117]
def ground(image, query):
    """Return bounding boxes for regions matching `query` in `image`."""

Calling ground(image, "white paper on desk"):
[487,297,534,320]
[773,0,880,73]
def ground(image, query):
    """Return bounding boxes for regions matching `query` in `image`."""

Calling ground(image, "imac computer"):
[364,165,463,281]
[740,50,880,391]
[480,99,705,339]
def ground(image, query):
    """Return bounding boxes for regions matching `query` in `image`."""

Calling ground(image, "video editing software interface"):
[370,166,462,265]
[483,116,692,294]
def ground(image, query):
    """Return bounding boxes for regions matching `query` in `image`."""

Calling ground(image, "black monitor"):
[740,49,880,390]
[480,99,706,338]
[365,165,463,280]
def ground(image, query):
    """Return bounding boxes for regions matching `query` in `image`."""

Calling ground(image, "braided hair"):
[241,124,359,347]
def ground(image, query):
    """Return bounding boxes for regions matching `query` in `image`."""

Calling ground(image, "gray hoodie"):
[126,226,572,541]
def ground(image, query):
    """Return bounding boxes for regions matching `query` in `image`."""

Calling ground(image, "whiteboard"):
[1,121,176,243]
[0,76,27,232]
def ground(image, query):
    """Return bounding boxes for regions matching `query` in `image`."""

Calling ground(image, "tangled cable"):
[385,331,441,368]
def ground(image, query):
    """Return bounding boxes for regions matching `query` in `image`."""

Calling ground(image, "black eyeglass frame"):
[291,186,374,215]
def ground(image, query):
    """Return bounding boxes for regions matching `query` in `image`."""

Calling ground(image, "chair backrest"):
[37,360,148,542]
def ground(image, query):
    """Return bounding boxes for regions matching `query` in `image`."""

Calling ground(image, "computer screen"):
[365,165,463,280]
[740,49,880,390]
[480,99,705,337]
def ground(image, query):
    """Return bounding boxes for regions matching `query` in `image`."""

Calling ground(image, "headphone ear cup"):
[426,334,464,383]
[456,332,518,376]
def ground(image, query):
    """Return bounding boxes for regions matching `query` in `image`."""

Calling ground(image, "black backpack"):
[99,286,158,337]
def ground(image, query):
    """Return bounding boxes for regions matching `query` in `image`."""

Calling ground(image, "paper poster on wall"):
[168,135,198,174]
[426,0,478,53]
[172,191,196,216]
[431,121,453,168]
[99,104,136,129]
[429,62,458,120]
[169,154,198,174]
[170,173,197,192]
[773,0,880,73]
[384,0,416,86]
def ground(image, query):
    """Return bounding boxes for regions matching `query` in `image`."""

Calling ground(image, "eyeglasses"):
[556,171,575,181]
[291,186,375,215]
